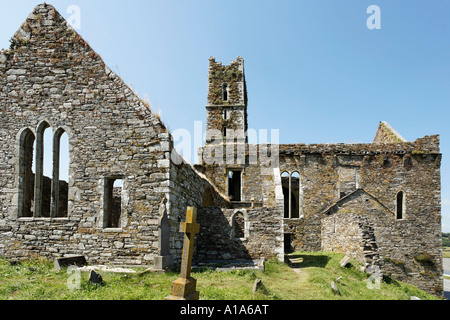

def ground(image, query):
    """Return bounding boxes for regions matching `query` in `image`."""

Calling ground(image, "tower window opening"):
[222,83,228,101]
[396,191,404,220]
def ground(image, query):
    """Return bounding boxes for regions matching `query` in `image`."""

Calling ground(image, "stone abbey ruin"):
[0,4,443,296]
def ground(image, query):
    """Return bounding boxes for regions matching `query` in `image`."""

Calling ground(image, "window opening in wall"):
[227,170,242,202]
[291,172,300,219]
[222,109,228,137]
[40,127,53,217]
[104,178,123,228]
[281,171,290,218]
[19,126,71,219]
[232,212,245,239]
[281,171,301,219]
[34,122,52,218]
[18,129,36,218]
[396,191,404,220]
[52,130,69,217]
[222,83,228,101]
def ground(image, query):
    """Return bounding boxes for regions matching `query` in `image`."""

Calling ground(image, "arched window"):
[291,172,300,219]
[18,125,71,219]
[222,83,229,101]
[396,191,404,220]
[232,211,245,239]
[281,171,302,219]
[18,129,35,218]
[52,129,69,217]
[34,121,51,217]
[281,171,290,218]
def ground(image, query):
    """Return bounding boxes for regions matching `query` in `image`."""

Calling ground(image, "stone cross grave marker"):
[165,206,200,300]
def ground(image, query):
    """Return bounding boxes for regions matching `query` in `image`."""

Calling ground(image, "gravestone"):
[339,255,351,268]
[165,207,200,300]
[331,281,340,295]
[54,255,87,271]
[89,270,103,284]
[154,198,173,271]
[252,278,262,293]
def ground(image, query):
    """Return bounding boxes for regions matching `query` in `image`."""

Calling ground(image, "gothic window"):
[18,129,36,218]
[18,125,70,219]
[222,83,229,101]
[34,121,52,218]
[281,171,290,218]
[396,191,405,220]
[104,177,123,228]
[281,171,302,219]
[291,172,300,219]
[52,129,69,217]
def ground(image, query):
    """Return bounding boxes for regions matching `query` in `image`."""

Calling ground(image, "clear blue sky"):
[1,0,450,230]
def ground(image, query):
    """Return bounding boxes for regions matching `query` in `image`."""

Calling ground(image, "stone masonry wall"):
[196,206,283,262]
[0,4,172,266]
[279,135,442,295]
[169,150,231,265]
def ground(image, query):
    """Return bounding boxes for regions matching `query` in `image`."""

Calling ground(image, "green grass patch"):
[0,252,441,300]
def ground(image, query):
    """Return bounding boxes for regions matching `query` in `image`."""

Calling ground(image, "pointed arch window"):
[34,121,51,217]
[18,124,70,219]
[52,129,69,217]
[281,171,302,219]
[18,129,36,218]
[290,172,300,219]
[281,171,290,218]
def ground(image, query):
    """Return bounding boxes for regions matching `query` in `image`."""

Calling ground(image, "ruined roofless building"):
[0,4,443,296]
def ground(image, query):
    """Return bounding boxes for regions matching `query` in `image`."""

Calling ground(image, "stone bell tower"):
[205,56,248,144]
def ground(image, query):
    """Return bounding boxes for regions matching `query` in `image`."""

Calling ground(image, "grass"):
[0,252,441,300]
[443,247,450,259]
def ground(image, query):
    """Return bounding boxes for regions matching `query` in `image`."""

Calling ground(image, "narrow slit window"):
[396,191,404,220]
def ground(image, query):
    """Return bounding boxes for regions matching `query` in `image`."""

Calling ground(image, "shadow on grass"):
[286,254,331,269]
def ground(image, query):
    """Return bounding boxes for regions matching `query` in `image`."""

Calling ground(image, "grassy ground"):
[0,252,441,300]
[443,247,450,259]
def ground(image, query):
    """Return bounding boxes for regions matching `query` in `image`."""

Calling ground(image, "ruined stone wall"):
[322,212,366,263]
[196,206,283,262]
[169,151,231,264]
[197,143,279,206]
[0,4,172,266]
[280,135,442,295]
